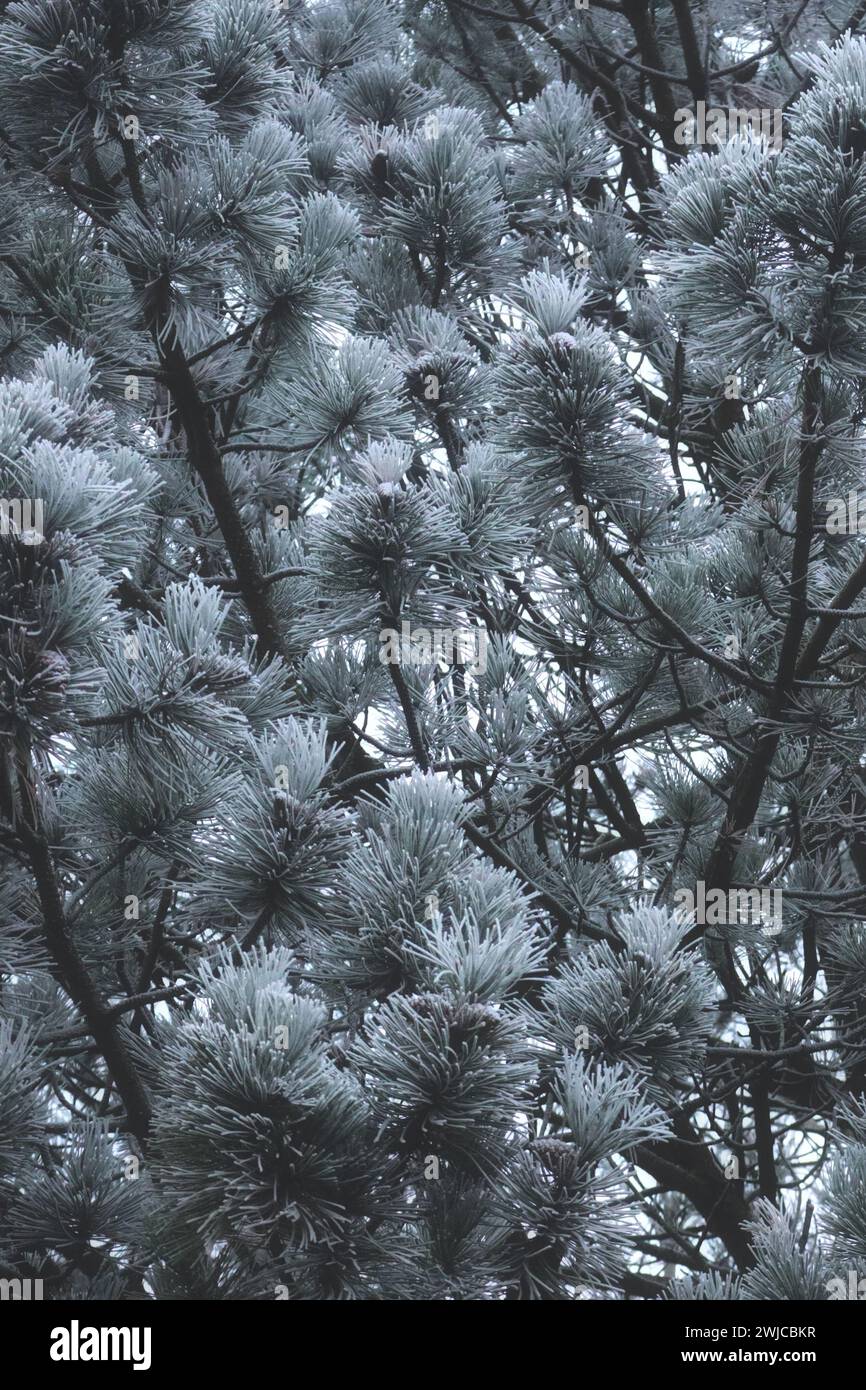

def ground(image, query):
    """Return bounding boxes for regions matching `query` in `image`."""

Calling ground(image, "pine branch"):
[16,767,151,1144]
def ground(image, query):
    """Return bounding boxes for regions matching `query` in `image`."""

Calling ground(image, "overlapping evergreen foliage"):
[2,0,866,1300]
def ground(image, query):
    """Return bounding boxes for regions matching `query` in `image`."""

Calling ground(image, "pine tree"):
[2,0,866,1303]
